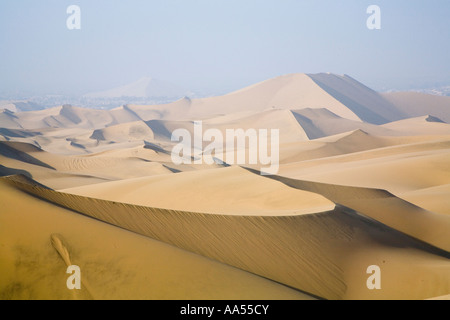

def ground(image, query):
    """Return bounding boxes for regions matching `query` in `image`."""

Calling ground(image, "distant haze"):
[1,0,450,96]
[84,77,191,99]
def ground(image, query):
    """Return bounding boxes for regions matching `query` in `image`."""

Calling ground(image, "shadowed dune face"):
[0,141,54,170]
[307,73,406,125]
[1,73,449,300]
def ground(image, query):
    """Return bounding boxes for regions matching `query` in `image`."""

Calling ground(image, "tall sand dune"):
[308,73,406,124]
[3,174,449,300]
[0,177,310,300]
[128,73,409,123]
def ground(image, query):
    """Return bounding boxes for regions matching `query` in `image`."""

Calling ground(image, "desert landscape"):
[0,73,449,300]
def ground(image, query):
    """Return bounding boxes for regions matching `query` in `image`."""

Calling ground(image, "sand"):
[0,177,313,300]
[382,91,450,123]
[1,73,449,300]
[2,174,448,300]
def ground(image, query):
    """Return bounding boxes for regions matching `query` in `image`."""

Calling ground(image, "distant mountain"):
[84,77,191,99]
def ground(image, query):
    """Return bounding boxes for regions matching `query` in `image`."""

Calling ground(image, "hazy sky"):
[1,0,449,96]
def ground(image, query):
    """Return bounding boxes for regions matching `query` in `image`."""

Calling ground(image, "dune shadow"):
[0,165,33,179]
[310,78,388,125]
[0,142,55,170]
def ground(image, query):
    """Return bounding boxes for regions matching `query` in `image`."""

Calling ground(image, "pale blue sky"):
[1,0,449,96]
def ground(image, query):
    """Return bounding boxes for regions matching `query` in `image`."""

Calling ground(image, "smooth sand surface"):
[0,177,314,300]
[61,166,334,216]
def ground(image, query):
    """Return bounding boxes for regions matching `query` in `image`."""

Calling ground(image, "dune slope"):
[249,169,450,253]
[0,177,312,300]
[3,175,449,300]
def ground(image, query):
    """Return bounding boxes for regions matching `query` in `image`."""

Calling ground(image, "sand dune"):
[382,92,450,123]
[62,166,334,215]
[97,73,417,124]
[1,73,449,300]
[142,108,309,145]
[382,115,450,136]
[90,121,155,143]
[2,74,449,159]
[0,177,311,300]
[51,104,144,130]
[291,108,394,139]
[279,130,399,164]
[0,141,174,189]
[278,129,450,167]
[0,141,54,169]
[308,73,406,124]
[0,110,22,129]
[0,105,144,131]
[0,102,18,113]
[3,174,449,300]
[187,73,363,121]
[11,106,64,129]
[399,184,450,216]
[249,168,450,252]
[108,104,143,123]
[292,109,450,139]
[2,74,449,134]
[128,73,405,123]
[278,135,450,193]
